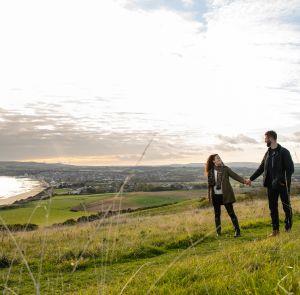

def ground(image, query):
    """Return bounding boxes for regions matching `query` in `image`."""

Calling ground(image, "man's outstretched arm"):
[250,153,266,182]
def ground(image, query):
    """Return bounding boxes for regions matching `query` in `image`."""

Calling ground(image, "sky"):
[0,0,300,166]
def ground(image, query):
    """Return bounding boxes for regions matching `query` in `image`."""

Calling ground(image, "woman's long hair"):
[205,154,218,176]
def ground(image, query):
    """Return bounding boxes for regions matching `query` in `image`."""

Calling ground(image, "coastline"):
[0,181,49,206]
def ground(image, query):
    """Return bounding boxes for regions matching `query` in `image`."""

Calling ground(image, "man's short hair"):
[265,130,277,140]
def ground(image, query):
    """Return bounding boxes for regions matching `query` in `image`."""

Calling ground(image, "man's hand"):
[244,179,252,186]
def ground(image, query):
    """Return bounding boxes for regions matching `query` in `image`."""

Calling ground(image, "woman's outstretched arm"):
[227,167,246,184]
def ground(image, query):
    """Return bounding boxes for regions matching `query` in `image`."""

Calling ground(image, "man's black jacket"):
[250,144,294,192]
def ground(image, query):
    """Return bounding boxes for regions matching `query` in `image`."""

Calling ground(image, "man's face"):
[265,135,272,147]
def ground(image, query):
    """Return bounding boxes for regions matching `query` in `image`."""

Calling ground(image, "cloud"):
[121,0,202,13]
[0,0,299,164]
[288,131,300,143]
[0,108,210,164]
[212,144,243,152]
[0,108,144,159]
[294,132,300,138]
[216,134,258,144]
[182,0,194,7]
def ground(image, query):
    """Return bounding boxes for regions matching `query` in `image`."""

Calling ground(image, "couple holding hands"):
[205,130,294,238]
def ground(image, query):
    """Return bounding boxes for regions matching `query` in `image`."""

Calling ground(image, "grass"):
[0,194,110,225]
[71,190,207,212]
[0,190,206,225]
[0,194,300,294]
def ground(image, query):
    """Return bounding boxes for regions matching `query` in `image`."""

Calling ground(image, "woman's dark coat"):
[208,166,245,204]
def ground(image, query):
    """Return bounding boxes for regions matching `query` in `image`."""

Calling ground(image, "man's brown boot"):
[268,229,279,237]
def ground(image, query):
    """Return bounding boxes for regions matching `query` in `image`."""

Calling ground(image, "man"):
[247,130,294,236]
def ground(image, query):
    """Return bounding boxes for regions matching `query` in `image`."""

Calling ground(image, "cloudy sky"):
[0,0,300,165]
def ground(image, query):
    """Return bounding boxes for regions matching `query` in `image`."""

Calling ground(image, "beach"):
[0,178,48,206]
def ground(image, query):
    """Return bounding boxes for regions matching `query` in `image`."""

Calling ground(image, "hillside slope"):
[0,196,299,294]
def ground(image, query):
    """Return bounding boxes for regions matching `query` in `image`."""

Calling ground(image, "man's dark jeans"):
[267,185,293,231]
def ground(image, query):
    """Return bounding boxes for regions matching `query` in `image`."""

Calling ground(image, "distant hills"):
[0,161,75,170]
[172,162,262,168]
[0,161,299,171]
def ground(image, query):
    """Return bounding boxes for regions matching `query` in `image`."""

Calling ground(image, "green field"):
[0,193,110,225]
[0,192,300,294]
[0,190,206,225]
[73,190,208,212]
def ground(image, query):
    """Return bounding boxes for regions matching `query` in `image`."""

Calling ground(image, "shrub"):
[0,256,11,268]
[0,223,38,232]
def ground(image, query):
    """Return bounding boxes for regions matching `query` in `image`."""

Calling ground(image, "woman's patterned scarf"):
[208,165,224,189]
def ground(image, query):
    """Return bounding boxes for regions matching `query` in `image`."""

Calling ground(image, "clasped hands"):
[244,179,252,186]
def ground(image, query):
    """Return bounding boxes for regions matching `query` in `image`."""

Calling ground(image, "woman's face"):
[213,155,222,166]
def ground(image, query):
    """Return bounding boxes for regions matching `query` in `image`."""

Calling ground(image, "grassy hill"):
[0,193,300,294]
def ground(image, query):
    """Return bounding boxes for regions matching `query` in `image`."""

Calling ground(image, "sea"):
[0,176,41,200]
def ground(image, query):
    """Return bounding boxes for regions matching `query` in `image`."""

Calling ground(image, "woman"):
[205,154,250,237]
